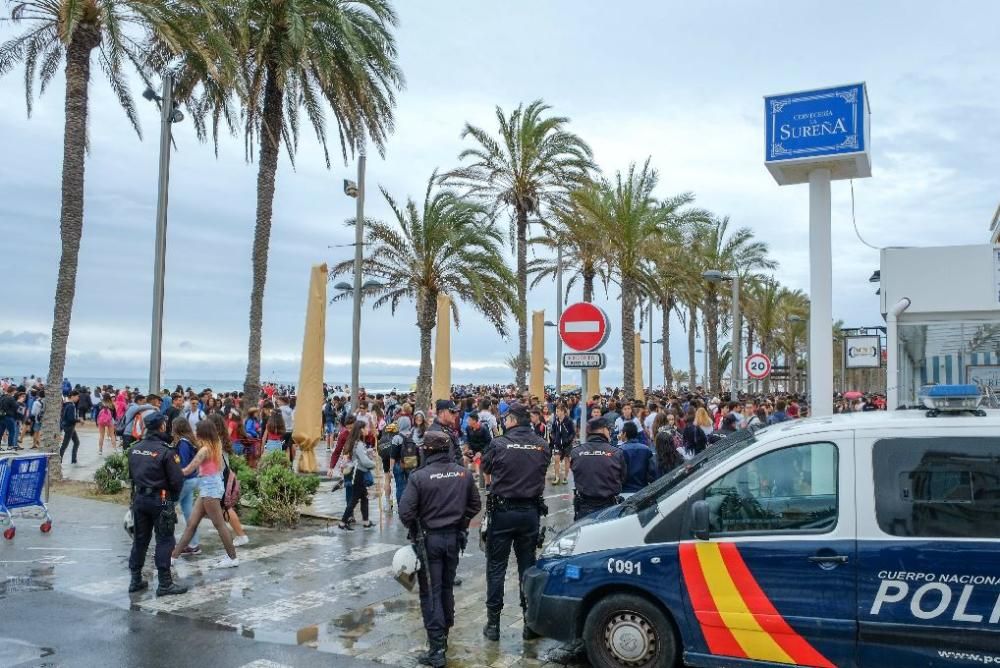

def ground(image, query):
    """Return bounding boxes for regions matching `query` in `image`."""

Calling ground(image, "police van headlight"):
[542,528,580,558]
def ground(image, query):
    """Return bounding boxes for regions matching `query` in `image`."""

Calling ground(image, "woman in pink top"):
[171,421,238,569]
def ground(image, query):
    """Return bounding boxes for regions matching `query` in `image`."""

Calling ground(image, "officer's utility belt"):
[490,496,541,512]
[424,525,463,535]
[573,490,623,510]
[134,486,167,497]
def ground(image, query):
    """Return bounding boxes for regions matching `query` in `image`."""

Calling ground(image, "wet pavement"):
[2,445,590,668]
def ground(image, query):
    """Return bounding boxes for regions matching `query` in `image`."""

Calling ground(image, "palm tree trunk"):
[582,266,594,303]
[242,64,284,411]
[621,280,636,398]
[687,305,697,390]
[661,296,673,392]
[515,207,528,391]
[762,339,772,393]
[415,292,436,413]
[41,25,101,479]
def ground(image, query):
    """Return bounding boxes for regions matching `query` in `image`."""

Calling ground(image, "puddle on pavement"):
[0,574,54,596]
[0,638,55,666]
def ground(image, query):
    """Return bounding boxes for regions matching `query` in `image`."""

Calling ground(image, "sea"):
[3,375,410,395]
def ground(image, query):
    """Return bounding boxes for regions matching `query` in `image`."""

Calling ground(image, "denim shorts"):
[198,473,225,499]
[264,439,283,454]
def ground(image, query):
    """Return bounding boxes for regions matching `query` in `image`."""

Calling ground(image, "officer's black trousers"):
[574,501,615,522]
[417,532,460,637]
[128,494,176,573]
[485,508,539,612]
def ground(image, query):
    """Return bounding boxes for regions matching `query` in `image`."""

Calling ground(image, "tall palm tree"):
[447,100,593,391]
[777,289,808,392]
[527,185,610,304]
[745,278,785,392]
[330,174,514,412]
[0,0,222,471]
[583,160,699,399]
[196,0,405,410]
[693,216,776,393]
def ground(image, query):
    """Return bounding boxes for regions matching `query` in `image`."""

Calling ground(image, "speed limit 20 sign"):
[745,352,772,380]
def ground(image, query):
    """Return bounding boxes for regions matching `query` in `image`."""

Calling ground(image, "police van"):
[525,389,1000,667]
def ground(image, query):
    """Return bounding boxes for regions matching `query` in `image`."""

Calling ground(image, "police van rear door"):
[680,430,855,668]
[857,430,1000,666]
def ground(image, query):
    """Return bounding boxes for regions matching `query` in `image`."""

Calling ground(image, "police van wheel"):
[583,594,676,668]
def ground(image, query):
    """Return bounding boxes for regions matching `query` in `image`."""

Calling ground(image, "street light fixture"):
[145,73,183,394]
[702,269,741,401]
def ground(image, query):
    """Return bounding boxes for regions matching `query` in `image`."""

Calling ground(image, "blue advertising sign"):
[765,83,866,162]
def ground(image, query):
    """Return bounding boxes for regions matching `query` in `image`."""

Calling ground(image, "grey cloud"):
[0,330,48,346]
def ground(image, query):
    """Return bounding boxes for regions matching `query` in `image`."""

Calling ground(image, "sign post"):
[765,83,871,416]
[559,303,611,443]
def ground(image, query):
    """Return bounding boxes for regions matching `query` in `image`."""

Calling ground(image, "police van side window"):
[702,442,838,535]
[873,437,1000,539]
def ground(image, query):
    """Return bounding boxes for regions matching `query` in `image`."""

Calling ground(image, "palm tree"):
[527,185,610,304]
[447,100,593,391]
[583,160,699,399]
[777,289,808,392]
[745,278,785,393]
[195,0,405,410]
[0,0,222,471]
[330,174,514,412]
[693,217,776,393]
[672,369,690,389]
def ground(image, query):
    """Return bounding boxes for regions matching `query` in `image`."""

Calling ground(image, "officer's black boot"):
[483,607,501,641]
[417,634,446,668]
[128,570,148,593]
[156,569,188,597]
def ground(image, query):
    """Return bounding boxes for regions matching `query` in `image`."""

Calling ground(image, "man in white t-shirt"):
[643,402,659,438]
[183,396,205,431]
[477,398,498,436]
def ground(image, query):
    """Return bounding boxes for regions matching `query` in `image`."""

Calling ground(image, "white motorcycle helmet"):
[123,509,135,538]
[391,545,421,592]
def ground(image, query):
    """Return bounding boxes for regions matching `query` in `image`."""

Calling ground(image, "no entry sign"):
[745,352,772,380]
[559,302,610,352]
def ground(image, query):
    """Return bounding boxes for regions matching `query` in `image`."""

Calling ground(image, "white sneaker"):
[211,556,240,569]
[233,535,250,547]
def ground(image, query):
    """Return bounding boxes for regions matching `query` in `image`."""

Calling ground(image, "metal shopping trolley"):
[0,453,54,539]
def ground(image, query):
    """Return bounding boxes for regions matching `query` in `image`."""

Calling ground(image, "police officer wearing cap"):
[127,412,186,596]
[570,415,627,520]
[427,399,463,465]
[399,430,481,667]
[481,402,550,641]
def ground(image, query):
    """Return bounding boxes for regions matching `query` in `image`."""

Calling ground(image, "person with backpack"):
[171,420,239,569]
[682,408,708,459]
[122,394,159,450]
[388,416,420,506]
[171,418,203,557]
[0,385,20,451]
[337,420,377,531]
[29,389,45,449]
[183,396,206,431]
[59,390,82,463]
[208,413,250,547]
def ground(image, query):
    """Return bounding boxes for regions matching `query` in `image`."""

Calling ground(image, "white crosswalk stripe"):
[238,661,294,668]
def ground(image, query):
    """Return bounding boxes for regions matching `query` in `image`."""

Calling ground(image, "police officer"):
[127,412,187,596]
[427,399,463,465]
[399,430,481,667]
[481,402,550,641]
[570,415,627,520]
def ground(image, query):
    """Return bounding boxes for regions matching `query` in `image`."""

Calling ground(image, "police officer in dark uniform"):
[426,399,463,465]
[481,402,550,641]
[127,412,187,596]
[570,415,627,520]
[399,430,481,667]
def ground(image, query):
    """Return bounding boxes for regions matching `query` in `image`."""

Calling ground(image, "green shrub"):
[237,451,320,527]
[94,453,129,495]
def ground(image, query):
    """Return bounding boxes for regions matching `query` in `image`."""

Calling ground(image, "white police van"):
[525,387,1000,667]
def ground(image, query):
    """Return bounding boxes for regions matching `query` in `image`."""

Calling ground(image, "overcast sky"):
[2,1,998,390]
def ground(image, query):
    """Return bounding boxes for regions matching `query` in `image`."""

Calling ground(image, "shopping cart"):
[0,453,54,539]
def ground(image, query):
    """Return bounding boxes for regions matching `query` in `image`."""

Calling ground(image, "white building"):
[880,216,1000,407]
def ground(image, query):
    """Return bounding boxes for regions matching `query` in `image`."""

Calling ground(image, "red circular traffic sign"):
[559,302,610,352]
[745,352,772,380]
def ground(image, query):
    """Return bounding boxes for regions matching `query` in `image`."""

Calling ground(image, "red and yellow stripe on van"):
[679,542,834,668]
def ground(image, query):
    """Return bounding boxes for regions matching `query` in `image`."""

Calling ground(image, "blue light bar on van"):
[919,384,981,411]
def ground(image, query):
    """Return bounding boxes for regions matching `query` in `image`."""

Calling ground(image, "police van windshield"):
[620,429,760,517]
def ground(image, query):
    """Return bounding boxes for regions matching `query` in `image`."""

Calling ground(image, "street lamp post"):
[703,270,741,402]
[144,74,183,394]
[641,337,664,391]
[555,242,563,393]
[344,154,366,412]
